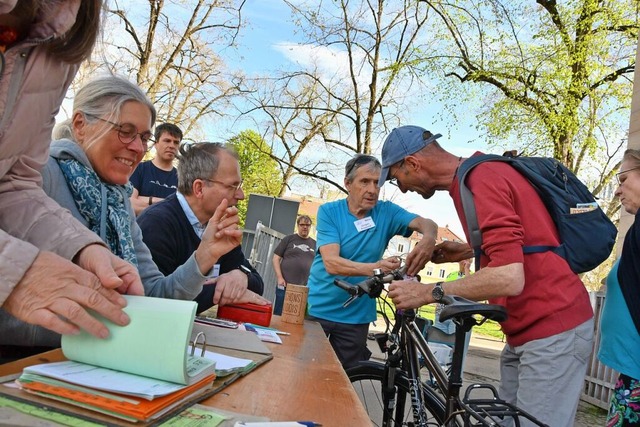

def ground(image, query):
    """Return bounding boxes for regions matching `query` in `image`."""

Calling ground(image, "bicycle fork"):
[382,343,405,427]
[402,322,431,427]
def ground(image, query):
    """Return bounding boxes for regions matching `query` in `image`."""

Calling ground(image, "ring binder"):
[190,331,206,357]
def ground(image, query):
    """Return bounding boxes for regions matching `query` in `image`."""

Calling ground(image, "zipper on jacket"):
[0,47,29,130]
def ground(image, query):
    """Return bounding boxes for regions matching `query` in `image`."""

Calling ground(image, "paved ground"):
[366,329,607,426]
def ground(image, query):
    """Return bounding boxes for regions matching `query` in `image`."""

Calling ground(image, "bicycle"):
[334,266,547,427]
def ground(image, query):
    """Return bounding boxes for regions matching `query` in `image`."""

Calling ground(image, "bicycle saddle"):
[439,295,507,323]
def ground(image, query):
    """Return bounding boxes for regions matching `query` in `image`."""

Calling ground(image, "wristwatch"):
[237,265,251,277]
[432,281,445,302]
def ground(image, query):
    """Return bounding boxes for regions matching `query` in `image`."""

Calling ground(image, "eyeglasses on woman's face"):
[85,113,154,152]
[616,166,640,185]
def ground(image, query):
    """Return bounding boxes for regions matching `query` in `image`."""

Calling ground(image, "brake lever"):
[343,294,359,308]
[335,264,407,305]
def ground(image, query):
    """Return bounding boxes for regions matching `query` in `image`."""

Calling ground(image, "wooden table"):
[0,317,371,427]
[202,316,371,426]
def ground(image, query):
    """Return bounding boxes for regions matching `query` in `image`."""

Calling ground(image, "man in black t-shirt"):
[130,123,182,215]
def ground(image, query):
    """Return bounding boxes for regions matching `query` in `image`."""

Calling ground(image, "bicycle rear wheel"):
[347,361,446,426]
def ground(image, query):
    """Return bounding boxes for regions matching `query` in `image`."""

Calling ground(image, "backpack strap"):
[457,155,495,271]
[523,245,556,254]
[457,154,561,271]
[457,154,521,271]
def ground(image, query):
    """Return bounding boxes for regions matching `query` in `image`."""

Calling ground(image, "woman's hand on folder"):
[75,244,144,296]
[3,250,135,339]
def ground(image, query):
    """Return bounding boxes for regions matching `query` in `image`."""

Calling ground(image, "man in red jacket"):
[380,125,593,427]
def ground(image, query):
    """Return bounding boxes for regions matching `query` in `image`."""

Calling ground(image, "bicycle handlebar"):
[333,277,361,296]
[333,266,508,323]
[333,266,407,307]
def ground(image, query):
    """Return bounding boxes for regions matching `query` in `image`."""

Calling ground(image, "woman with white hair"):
[599,149,640,426]
[0,74,267,349]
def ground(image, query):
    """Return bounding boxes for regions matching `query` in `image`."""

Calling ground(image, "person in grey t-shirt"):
[272,215,316,314]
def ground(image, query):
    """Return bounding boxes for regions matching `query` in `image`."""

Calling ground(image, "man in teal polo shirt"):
[307,154,438,369]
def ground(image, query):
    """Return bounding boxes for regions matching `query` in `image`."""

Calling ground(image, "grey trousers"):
[499,318,594,427]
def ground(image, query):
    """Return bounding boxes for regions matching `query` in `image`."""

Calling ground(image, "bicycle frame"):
[383,304,467,426]
[396,308,433,426]
[407,311,470,426]
[405,307,548,426]
[336,268,548,427]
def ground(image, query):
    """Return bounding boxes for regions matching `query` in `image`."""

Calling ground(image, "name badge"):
[208,264,221,279]
[354,217,375,232]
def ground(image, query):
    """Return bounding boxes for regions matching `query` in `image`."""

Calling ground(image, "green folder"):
[58,296,215,387]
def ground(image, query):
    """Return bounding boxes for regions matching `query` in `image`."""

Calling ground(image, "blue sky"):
[229,1,486,237]
[55,1,633,239]
[56,1,488,238]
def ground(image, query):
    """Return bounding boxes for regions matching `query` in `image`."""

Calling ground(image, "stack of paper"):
[202,350,255,377]
[15,296,217,424]
[17,369,215,423]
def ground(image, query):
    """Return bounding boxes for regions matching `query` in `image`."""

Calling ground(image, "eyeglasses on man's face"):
[298,223,312,227]
[616,166,640,185]
[389,159,405,188]
[85,113,154,151]
[203,178,243,193]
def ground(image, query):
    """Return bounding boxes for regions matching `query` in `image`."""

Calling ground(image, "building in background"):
[384,226,468,282]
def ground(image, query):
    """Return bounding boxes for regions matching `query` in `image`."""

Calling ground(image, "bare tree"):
[239,0,437,193]
[81,0,248,139]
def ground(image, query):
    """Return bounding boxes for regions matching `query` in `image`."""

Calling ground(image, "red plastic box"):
[217,303,273,327]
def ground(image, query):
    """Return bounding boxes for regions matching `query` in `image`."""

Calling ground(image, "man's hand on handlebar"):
[388,279,433,310]
[333,265,407,307]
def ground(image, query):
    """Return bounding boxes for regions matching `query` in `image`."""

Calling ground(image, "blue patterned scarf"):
[57,158,138,267]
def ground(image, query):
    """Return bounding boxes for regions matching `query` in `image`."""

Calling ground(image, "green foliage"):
[227,130,283,226]
[423,0,637,179]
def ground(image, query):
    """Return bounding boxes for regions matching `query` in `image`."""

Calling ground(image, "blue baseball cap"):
[378,126,441,187]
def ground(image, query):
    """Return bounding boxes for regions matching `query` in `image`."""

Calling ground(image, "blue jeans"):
[273,286,286,316]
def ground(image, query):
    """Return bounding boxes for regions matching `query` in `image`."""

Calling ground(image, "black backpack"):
[457,153,617,274]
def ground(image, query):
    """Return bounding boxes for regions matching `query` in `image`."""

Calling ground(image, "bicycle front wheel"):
[348,361,446,427]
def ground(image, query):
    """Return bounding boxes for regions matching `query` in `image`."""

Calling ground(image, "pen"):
[233,422,321,427]
[244,323,291,336]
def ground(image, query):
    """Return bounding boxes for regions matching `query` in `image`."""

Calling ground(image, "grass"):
[375,298,505,341]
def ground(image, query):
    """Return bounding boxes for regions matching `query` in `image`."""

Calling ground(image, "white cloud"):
[272,42,356,80]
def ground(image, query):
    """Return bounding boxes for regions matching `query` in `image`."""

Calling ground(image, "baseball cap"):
[378,125,441,187]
